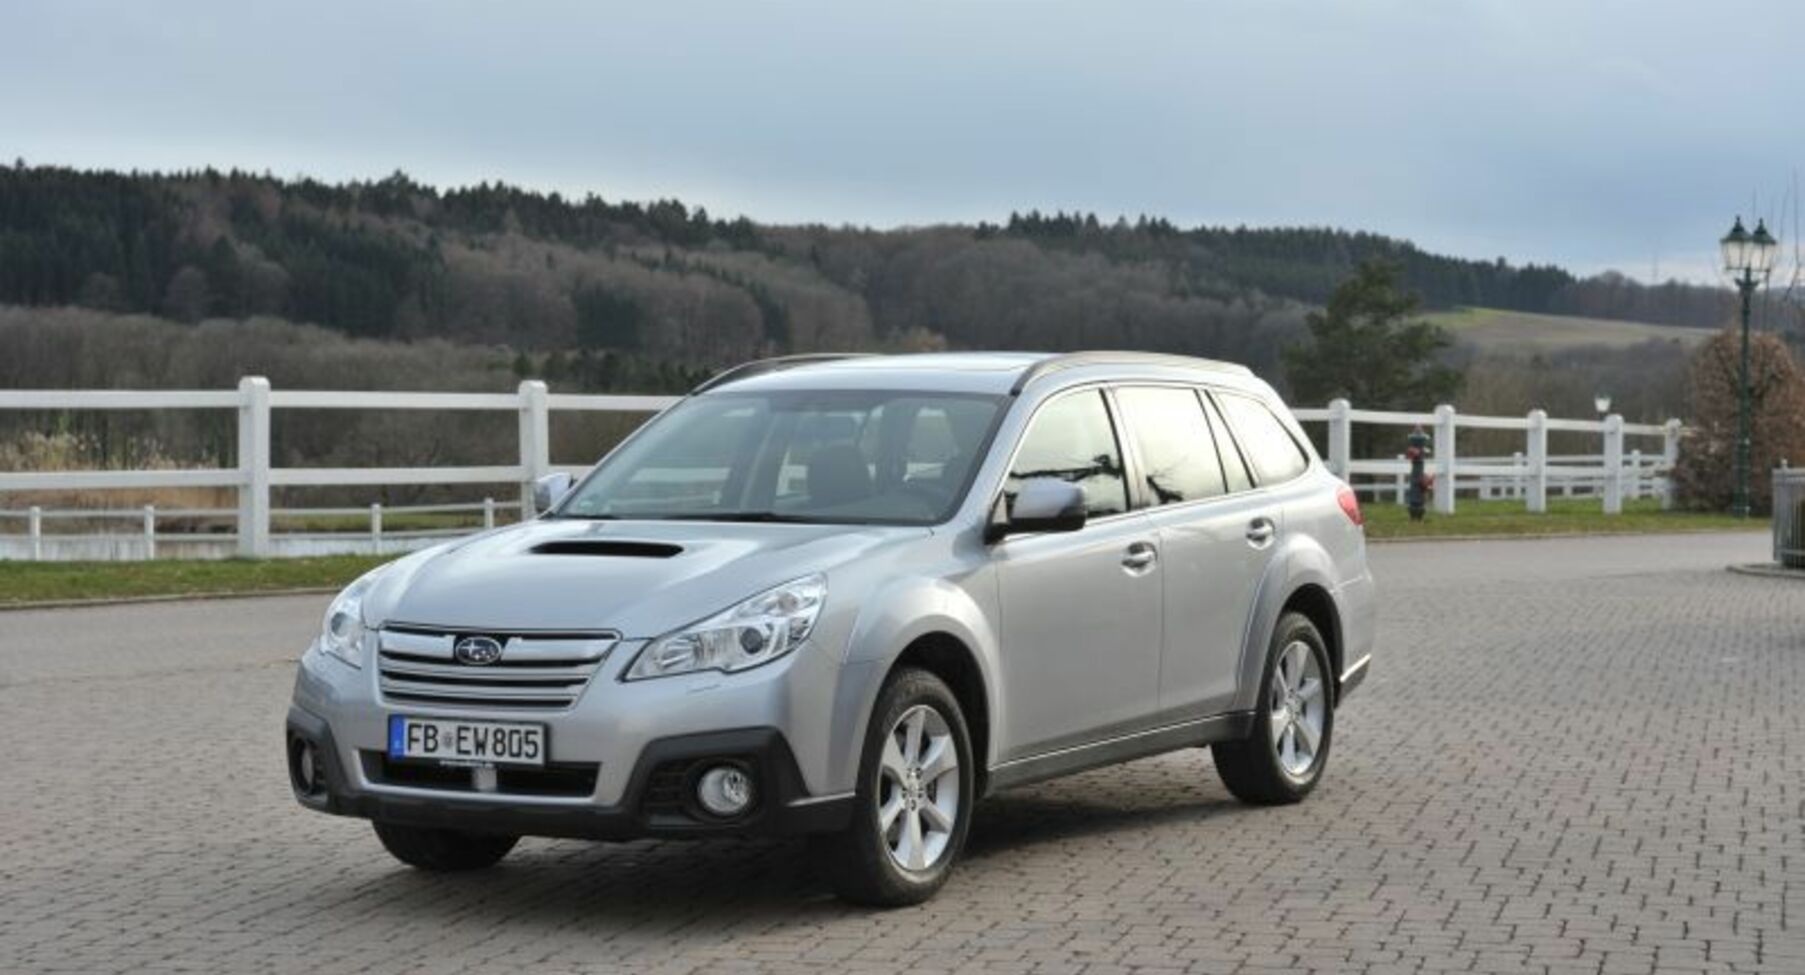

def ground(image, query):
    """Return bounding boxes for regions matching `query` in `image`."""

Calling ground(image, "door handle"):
[1121,542,1158,571]
[1246,518,1276,547]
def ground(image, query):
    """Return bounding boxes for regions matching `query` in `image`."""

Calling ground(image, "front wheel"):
[1212,612,1334,805]
[373,822,518,871]
[813,668,975,907]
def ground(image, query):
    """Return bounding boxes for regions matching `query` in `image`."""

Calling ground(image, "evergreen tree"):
[1282,260,1462,417]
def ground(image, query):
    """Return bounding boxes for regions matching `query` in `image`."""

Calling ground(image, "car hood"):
[362,518,925,637]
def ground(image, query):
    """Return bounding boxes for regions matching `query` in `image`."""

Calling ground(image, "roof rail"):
[691,353,873,394]
[1009,351,1252,394]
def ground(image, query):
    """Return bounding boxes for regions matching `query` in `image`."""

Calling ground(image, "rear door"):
[991,388,1164,759]
[1114,385,1268,718]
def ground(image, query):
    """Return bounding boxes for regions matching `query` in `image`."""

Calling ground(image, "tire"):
[372,822,518,871]
[1212,611,1334,805]
[812,668,976,907]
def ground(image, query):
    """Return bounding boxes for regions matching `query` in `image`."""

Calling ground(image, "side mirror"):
[987,477,1086,542]
[533,472,574,513]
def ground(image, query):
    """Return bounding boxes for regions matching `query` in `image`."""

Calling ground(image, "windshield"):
[557,390,1007,525]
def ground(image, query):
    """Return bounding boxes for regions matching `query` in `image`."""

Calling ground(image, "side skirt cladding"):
[982,711,1256,796]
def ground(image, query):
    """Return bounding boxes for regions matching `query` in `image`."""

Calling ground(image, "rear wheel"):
[1212,611,1334,805]
[373,822,518,871]
[813,668,974,907]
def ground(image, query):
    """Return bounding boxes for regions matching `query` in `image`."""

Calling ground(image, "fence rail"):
[1293,400,1680,516]
[0,378,676,560]
[0,379,1681,561]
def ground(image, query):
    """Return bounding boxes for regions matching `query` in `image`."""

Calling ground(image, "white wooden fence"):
[0,379,677,560]
[0,380,1681,561]
[1292,400,1682,515]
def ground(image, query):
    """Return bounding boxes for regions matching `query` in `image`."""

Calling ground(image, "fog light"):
[695,764,755,818]
[289,737,324,796]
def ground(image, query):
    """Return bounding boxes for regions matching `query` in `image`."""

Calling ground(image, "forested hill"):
[0,163,1732,376]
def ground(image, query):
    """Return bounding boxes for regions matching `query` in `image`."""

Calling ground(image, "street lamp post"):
[1719,216,1780,518]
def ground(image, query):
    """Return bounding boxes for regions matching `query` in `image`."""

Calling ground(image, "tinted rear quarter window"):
[1201,394,1253,493]
[1215,393,1310,486]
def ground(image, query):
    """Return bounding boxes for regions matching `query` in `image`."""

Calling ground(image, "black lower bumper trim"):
[285,710,853,841]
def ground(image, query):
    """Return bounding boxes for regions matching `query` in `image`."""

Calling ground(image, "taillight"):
[1336,483,1364,526]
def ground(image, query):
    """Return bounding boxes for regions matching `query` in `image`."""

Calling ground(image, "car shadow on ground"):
[311,761,1247,928]
[963,784,1243,862]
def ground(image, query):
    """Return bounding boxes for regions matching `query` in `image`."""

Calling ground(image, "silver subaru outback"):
[286,351,1375,905]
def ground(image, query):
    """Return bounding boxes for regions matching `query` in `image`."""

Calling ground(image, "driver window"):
[1004,391,1128,517]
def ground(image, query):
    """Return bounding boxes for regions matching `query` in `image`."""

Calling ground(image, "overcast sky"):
[4,0,1801,282]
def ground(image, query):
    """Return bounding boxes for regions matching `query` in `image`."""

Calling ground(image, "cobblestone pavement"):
[2,531,1799,974]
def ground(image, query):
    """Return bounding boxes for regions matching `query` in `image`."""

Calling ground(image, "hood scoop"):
[530,539,684,559]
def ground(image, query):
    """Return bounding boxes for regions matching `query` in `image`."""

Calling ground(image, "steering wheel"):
[897,480,949,511]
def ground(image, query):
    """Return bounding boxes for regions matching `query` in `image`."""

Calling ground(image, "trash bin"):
[1776,466,1805,569]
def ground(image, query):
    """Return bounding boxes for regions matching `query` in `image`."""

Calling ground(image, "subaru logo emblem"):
[453,635,504,666]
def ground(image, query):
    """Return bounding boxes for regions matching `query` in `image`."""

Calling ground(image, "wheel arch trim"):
[1233,539,1346,712]
[834,575,1003,789]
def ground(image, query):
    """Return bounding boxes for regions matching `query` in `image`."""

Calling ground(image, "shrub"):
[1672,329,1805,514]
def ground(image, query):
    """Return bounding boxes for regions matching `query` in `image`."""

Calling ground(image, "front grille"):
[376,626,616,711]
[361,753,600,797]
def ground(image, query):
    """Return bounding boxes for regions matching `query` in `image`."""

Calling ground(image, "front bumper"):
[287,705,853,840]
[286,624,870,841]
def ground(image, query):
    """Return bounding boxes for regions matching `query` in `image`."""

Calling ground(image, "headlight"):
[318,570,381,668]
[626,574,826,680]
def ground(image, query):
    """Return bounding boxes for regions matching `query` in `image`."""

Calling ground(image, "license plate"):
[388,715,546,767]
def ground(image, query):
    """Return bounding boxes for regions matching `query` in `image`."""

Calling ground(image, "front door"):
[992,389,1163,760]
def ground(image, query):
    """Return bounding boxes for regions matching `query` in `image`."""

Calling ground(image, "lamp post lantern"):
[1719,216,1779,518]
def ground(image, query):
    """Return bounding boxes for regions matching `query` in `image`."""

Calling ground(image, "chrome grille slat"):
[376,628,616,711]
[376,657,599,683]
[378,630,612,663]
[378,678,581,702]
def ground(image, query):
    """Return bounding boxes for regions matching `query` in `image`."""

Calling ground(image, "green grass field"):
[1363,496,1749,540]
[0,554,395,606]
[1424,306,1712,353]
[0,500,1759,605]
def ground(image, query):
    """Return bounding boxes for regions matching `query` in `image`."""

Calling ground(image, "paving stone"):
[0,531,1794,974]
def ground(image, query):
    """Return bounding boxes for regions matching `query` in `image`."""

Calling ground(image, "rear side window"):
[1215,393,1310,486]
[1114,386,1226,506]
[1201,395,1253,493]
[1006,391,1129,517]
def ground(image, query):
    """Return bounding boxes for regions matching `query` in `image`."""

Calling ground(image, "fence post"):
[1602,413,1624,515]
[1629,449,1643,500]
[28,505,42,560]
[1327,398,1351,479]
[517,380,550,517]
[1395,456,1407,505]
[236,376,272,558]
[483,497,496,530]
[370,502,383,555]
[1661,418,1681,510]
[143,504,156,560]
[1433,404,1456,515]
[1526,409,1548,513]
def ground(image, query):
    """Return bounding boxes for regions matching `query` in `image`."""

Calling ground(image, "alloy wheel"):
[877,704,960,872]
[1268,639,1326,779]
